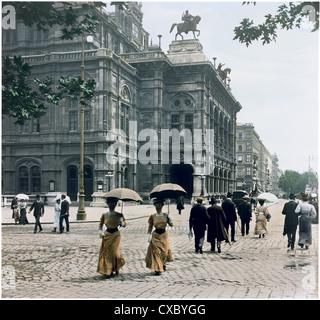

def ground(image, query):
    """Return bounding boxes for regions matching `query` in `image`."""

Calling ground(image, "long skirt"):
[97,231,125,276]
[145,231,173,272]
[254,214,267,235]
[298,215,312,246]
[19,209,29,225]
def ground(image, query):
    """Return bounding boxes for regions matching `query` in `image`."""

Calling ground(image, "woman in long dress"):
[18,199,28,225]
[145,199,174,275]
[52,199,61,232]
[97,197,126,279]
[295,192,317,249]
[254,198,271,238]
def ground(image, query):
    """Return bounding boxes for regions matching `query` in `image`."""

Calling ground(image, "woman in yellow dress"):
[97,197,126,279]
[145,199,174,275]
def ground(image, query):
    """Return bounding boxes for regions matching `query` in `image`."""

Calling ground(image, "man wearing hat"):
[222,192,238,242]
[207,197,229,253]
[282,193,298,251]
[189,197,210,254]
[238,195,252,236]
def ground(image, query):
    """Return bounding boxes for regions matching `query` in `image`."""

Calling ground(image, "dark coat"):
[207,205,228,242]
[176,196,185,210]
[238,201,252,221]
[29,200,44,218]
[189,204,209,233]
[61,199,69,216]
[282,200,298,235]
[222,199,237,222]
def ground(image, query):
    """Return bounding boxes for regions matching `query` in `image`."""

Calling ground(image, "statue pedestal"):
[167,39,208,64]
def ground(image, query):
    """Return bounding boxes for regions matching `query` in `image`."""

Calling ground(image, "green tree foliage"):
[234,2,319,46]
[278,169,318,195]
[2,1,127,125]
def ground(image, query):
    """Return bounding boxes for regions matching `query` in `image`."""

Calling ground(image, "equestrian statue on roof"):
[170,10,201,40]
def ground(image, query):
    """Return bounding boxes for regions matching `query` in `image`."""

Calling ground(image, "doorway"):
[170,164,194,198]
[67,165,78,201]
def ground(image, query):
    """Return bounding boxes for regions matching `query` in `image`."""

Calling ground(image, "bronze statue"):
[170,11,201,40]
[217,63,231,83]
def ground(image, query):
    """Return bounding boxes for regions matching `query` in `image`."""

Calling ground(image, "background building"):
[2,3,242,204]
[235,123,279,195]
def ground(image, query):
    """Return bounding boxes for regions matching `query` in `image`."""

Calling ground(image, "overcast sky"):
[109,1,319,174]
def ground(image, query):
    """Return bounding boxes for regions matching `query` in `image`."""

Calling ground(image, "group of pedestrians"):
[10,194,70,234]
[282,192,317,251]
[188,192,272,255]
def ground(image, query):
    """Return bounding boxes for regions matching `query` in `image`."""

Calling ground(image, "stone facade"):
[2,3,242,204]
[235,123,280,195]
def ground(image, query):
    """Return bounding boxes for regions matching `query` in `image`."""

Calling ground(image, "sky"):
[109,1,319,174]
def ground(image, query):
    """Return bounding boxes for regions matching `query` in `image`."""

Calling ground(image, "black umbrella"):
[150,183,187,213]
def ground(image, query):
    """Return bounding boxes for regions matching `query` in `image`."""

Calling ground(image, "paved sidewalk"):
[1,200,319,299]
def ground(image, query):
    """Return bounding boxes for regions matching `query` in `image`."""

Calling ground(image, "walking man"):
[59,194,70,233]
[282,193,299,251]
[189,197,209,254]
[238,195,252,236]
[28,194,44,233]
[222,192,238,242]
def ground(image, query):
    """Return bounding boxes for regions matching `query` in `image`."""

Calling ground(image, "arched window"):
[18,165,41,193]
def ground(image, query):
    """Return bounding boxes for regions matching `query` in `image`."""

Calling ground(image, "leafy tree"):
[278,169,318,195]
[2,1,128,125]
[234,2,319,46]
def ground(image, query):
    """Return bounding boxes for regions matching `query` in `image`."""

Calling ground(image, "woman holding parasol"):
[97,197,126,279]
[145,198,174,276]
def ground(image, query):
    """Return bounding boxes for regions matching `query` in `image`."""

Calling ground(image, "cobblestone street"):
[1,200,318,299]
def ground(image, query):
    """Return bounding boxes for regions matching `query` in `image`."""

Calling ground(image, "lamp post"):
[77,34,88,220]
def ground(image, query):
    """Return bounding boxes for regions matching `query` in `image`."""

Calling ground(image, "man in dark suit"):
[59,194,70,233]
[189,197,209,254]
[282,193,298,251]
[28,194,44,233]
[222,192,238,242]
[238,195,252,236]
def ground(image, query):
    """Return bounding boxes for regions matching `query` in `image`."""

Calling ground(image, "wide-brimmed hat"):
[106,197,119,204]
[153,198,165,205]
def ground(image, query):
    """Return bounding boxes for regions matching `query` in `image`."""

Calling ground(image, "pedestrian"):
[11,196,19,224]
[254,198,271,238]
[295,192,317,250]
[222,192,238,242]
[97,197,126,278]
[145,198,174,275]
[238,195,252,236]
[206,197,229,253]
[282,193,298,251]
[52,198,61,233]
[176,196,185,215]
[189,197,209,254]
[28,194,44,233]
[59,194,69,233]
[18,199,29,225]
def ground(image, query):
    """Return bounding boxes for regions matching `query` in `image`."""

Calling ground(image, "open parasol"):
[103,188,143,213]
[150,183,187,213]
[15,193,29,200]
[257,192,279,204]
[55,194,72,204]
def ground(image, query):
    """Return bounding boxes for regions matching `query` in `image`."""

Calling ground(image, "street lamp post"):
[77,34,87,220]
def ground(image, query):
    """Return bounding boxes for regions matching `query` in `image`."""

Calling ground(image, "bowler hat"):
[209,197,217,205]
[289,193,296,200]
